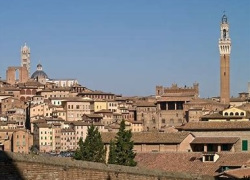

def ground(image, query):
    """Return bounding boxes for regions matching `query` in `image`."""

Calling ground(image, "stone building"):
[1,97,25,115]
[77,90,116,100]
[0,128,33,154]
[183,98,227,122]
[12,129,33,153]
[135,101,158,131]
[177,121,250,152]
[6,66,28,85]
[101,131,194,153]
[61,97,94,121]
[156,83,199,129]
[201,107,250,122]
[5,43,30,85]
[48,79,78,87]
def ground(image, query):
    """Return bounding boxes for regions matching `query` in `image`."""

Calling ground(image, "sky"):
[0,0,249,98]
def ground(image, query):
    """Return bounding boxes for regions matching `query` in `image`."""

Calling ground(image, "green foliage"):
[108,120,137,166]
[108,140,116,164]
[74,137,84,160]
[74,125,106,163]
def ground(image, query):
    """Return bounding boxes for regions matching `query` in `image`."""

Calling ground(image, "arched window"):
[230,112,234,116]
[240,112,245,116]
[224,112,228,116]
[20,89,25,95]
[26,89,31,95]
[235,112,239,116]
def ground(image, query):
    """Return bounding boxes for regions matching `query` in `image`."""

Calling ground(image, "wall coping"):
[2,152,214,180]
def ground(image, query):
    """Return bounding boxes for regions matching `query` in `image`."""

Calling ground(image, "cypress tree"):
[108,120,137,166]
[74,125,106,163]
[108,140,116,164]
[74,137,84,160]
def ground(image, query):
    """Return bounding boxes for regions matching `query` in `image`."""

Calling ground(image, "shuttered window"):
[242,140,248,151]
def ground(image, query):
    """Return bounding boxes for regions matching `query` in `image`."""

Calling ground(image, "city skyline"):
[0,0,249,97]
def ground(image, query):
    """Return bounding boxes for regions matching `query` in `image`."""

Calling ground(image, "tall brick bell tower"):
[219,14,231,104]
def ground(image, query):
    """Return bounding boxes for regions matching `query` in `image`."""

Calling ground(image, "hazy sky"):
[0,0,249,97]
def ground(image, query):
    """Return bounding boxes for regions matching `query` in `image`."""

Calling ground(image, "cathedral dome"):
[31,63,49,79]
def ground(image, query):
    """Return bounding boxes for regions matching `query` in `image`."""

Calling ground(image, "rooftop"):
[191,137,239,144]
[101,131,191,144]
[176,121,250,131]
[136,152,250,176]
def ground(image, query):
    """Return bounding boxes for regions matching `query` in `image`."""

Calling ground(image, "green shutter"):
[242,140,248,151]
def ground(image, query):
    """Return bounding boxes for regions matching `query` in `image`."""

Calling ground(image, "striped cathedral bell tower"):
[218,14,231,104]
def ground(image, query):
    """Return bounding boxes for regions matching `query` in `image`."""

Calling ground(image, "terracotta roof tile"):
[95,109,113,113]
[191,137,239,144]
[101,132,191,144]
[70,121,103,126]
[176,121,250,130]
[136,152,250,176]
[136,102,156,107]
[222,167,250,178]
[83,114,102,118]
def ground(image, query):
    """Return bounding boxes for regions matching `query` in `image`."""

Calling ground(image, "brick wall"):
[0,152,214,180]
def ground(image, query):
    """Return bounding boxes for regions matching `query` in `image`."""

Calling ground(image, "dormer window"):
[202,153,219,162]
[204,155,214,162]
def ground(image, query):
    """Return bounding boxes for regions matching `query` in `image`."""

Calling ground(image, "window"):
[242,140,248,151]
[240,112,244,116]
[224,112,228,116]
[161,119,165,124]
[230,112,234,116]
[221,144,230,151]
[235,112,239,116]
[204,155,214,161]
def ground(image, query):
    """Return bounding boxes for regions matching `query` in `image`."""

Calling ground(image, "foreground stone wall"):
[0,152,214,180]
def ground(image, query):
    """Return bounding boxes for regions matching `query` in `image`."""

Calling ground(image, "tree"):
[73,125,106,163]
[108,120,137,166]
[108,140,116,164]
[73,137,84,160]
[25,102,31,130]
